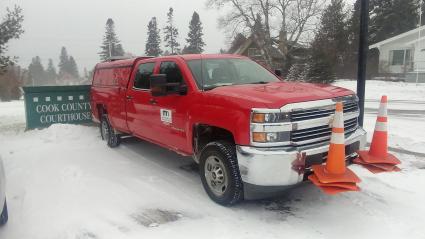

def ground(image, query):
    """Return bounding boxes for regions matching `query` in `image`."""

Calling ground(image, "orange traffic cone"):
[308,102,361,195]
[354,95,401,173]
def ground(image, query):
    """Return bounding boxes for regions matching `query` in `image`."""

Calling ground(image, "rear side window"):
[159,61,184,84]
[134,62,155,89]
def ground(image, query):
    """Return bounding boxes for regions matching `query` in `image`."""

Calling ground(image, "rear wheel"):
[199,141,243,206]
[100,115,121,148]
[0,200,8,226]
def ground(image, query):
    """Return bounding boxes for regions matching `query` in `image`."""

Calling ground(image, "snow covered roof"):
[369,25,425,49]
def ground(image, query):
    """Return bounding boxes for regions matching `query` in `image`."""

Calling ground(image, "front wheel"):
[100,115,121,148]
[199,141,243,206]
[0,200,8,226]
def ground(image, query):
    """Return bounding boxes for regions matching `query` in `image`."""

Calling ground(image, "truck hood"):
[207,81,354,109]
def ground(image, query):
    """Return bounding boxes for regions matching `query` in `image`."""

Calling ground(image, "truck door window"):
[159,61,184,84]
[134,62,155,89]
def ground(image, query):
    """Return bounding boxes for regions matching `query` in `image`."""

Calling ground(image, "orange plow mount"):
[308,102,361,195]
[354,96,401,173]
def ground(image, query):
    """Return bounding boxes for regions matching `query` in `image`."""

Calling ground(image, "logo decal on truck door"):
[160,109,172,124]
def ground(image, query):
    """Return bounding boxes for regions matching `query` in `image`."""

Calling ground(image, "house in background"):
[228,36,309,73]
[228,36,285,70]
[370,25,425,83]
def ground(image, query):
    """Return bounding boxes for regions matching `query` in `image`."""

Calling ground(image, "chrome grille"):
[289,100,359,146]
[290,101,358,122]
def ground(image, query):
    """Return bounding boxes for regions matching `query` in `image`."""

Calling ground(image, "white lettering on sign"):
[160,109,172,124]
[33,97,39,102]
[79,95,84,100]
[39,112,92,124]
[35,102,91,114]
[61,102,91,111]
[34,101,92,124]
[68,96,73,100]
[36,104,60,113]
[57,96,62,101]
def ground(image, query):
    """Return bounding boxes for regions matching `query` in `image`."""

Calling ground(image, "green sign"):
[23,85,92,129]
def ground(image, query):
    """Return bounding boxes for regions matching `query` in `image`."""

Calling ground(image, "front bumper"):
[236,128,367,199]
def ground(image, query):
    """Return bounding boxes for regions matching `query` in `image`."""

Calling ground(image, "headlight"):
[251,109,291,145]
[251,112,290,123]
[252,132,290,143]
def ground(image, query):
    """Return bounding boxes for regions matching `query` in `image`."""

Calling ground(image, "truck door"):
[126,61,158,140]
[149,60,191,153]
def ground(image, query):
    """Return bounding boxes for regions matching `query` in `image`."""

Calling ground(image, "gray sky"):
[3,0,227,73]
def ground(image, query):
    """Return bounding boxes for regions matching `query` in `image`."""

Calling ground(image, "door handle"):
[149,98,157,105]
[126,95,133,100]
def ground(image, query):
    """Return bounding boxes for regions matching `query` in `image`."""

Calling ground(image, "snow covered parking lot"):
[0,81,424,239]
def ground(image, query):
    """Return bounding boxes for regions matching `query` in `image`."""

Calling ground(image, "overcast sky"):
[3,0,359,74]
[3,0,227,73]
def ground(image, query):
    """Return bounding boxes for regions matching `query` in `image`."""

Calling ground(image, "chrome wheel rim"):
[204,155,228,197]
[101,120,109,140]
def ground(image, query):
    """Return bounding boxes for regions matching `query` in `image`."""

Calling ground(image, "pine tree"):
[306,45,336,83]
[0,5,24,72]
[306,0,348,83]
[369,0,418,44]
[163,8,180,54]
[344,0,365,78]
[228,33,247,53]
[45,58,57,85]
[145,17,162,56]
[183,12,205,54]
[99,18,125,60]
[83,67,88,79]
[28,56,46,86]
[68,56,79,79]
[58,46,69,78]
[57,47,80,83]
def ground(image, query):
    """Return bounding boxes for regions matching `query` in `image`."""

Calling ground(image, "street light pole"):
[417,0,423,85]
[356,0,369,127]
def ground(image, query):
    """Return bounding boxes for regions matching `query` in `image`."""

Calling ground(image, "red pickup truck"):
[90,54,366,205]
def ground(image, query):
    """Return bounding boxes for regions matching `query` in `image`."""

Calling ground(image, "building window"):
[248,48,262,57]
[390,49,412,66]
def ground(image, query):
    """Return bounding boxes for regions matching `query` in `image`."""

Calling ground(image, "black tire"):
[100,115,121,148]
[199,141,243,206]
[100,118,105,140]
[0,200,8,226]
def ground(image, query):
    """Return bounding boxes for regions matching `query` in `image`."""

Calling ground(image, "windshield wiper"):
[203,83,234,91]
[203,85,219,91]
[250,81,270,84]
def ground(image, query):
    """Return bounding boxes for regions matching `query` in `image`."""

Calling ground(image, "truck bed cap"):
[95,56,152,69]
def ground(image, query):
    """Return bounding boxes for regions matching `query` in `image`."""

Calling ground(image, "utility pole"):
[356,0,369,127]
[417,0,423,85]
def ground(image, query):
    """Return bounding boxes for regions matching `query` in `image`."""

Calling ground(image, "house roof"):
[370,25,425,49]
[231,37,285,59]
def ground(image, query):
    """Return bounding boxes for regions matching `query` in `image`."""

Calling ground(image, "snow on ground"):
[0,81,424,239]
[335,80,425,154]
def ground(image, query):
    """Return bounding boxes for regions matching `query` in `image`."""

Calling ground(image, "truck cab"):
[91,54,367,205]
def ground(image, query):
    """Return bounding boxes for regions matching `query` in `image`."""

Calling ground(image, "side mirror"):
[179,84,188,95]
[275,69,282,77]
[150,74,168,97]
[133,72,142,88]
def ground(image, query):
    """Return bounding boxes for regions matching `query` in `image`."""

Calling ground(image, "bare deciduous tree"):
[207,0,324,68]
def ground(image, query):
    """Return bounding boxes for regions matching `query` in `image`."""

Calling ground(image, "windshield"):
[187,58,281,90]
